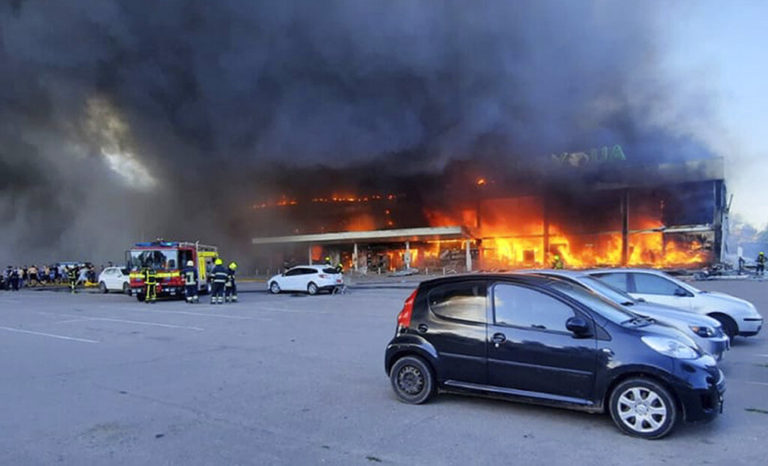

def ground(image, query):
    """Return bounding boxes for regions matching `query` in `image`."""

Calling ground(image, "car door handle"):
[492,333,507,346]
[417,324,429,334]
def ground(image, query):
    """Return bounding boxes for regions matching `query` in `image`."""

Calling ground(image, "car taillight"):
[397,289,418,332]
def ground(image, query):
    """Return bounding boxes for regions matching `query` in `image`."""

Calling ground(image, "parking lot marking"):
[130,309,258,320]
[747,381,768,387]
[80,317,205,331]
[0,326,99,343]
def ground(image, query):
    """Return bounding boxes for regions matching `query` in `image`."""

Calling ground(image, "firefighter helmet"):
[186,260,194,267]
[215,258,223,265]
[228,261,238,270]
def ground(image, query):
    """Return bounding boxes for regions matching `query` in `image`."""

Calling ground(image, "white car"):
[97,267,131,294]
[529,270,730,360]
[588,269,763,339]
[268,265,344,295]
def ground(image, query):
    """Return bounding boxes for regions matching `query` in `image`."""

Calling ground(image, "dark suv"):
[385,274,725,439]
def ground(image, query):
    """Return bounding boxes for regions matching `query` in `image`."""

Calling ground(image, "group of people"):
[1,263,97,291]
[139,258,238,305]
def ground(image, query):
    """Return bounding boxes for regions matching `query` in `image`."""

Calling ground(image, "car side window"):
[428,281,487,324]
[285,269,301,276]
[632,273,685,296]
[303,268,318,275]
[493,283,575,333]
[592,273,629,292]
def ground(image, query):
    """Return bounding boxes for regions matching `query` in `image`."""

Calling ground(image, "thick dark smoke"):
[0,0,715,266]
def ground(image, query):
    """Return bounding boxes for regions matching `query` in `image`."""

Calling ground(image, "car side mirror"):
[566,316,592,337]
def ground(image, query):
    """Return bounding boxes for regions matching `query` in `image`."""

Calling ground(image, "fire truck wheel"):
[269,282,280,294]
[136,292,146,302]
[99,281,108,294]
[307,282,318,295]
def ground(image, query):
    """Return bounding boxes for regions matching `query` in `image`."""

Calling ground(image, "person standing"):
[67,265,79,294]
[10,267,20,291]
[143,266,158,303]
[756,252,766,276]
[182,260,199,304]
[28,265,38,287]
[210,258,228,304]
[225,261,238,303]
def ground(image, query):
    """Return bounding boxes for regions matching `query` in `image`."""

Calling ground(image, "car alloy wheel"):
[270,282,280,294]
[307,282,318,295]
[609,378,677,439]
[99,282,108,293]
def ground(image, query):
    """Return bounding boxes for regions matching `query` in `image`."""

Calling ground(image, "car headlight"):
[641,336,699,359]
[689,325,716,338]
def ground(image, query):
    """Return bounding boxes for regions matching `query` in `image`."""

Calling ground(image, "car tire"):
[122,283,131,295]
[609,378,678,439]
[307,282,318,295]
[710,313,738,340]
[99,281,108,294]
[269,282,281,294]
[390,356,435,405]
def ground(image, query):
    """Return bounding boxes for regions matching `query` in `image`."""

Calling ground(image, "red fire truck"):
[127,241,219,301]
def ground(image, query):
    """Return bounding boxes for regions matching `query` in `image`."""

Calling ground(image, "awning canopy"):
[252,226,472,245]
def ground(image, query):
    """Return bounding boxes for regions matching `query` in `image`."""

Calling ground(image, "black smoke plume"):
[0,0,714,266]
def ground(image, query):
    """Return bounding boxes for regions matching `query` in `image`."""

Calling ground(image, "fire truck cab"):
[127,241,219,301]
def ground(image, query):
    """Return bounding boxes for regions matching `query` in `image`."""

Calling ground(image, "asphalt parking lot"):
[1,279,767,465]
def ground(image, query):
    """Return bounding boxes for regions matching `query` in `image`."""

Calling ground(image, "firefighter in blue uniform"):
[211,258,228,304]
[143,266,158,303]
[182,260,199,303]
[225,261,238,303]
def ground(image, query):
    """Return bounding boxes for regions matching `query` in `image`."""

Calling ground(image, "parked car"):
[97,267,131,294]
[385,274,724,439]
[587,269,763,339]
[267,265,344,295]
[527,270,730,360]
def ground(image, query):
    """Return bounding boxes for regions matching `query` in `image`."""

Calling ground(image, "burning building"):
[251,153,727,274]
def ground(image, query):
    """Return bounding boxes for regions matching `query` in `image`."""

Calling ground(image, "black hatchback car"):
[385,274,725,439]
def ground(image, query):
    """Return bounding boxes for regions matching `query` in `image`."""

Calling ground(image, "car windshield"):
[128,249,178,271]
[579,276,637,305]
[549,281,639,324]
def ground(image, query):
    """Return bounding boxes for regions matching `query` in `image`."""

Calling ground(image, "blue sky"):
[663,1,768,228]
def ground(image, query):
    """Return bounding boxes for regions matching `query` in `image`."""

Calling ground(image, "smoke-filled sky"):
[0,0,765,265]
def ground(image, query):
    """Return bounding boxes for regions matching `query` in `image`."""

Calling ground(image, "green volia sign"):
[551,145,627,166]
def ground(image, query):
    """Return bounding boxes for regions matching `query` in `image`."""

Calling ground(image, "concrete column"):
[542,195,550,267]
[353,243,359,272]
[465,239,472,272]
[308,245,313,265]
[404,241,411,270]
[621,190,629,266]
